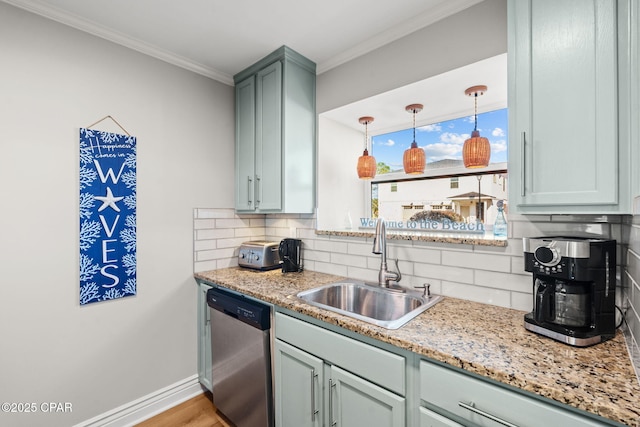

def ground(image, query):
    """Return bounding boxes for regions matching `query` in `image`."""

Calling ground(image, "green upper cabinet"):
[234,46,316,213]
[508,0,635,214]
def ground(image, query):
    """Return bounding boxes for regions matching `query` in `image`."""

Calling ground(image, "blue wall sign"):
[79,128,136,305]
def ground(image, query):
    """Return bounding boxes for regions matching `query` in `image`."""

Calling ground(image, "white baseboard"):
[73,375,206,427]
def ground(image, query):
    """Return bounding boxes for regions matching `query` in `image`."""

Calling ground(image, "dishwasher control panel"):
[207,287,270,330]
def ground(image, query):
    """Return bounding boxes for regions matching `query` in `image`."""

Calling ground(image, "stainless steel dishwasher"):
[206,287,273,427]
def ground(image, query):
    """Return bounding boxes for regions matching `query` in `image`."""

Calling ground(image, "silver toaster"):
[238,240,281,270]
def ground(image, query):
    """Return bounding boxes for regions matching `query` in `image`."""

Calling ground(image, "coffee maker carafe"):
[523,237,616,347]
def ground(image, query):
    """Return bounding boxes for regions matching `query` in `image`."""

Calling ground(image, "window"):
[369,108,508,229]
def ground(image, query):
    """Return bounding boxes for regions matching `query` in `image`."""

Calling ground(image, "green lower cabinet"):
[330,365,405,427]
[274,312,406,427]
[275,339,405,427]
[419,360,618,427]
[275,340,324,427]
[196,281,213,392]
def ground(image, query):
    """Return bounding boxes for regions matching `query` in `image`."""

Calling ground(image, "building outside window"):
[369,108,508,226]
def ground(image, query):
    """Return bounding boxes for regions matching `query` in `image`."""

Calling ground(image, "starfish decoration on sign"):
[95,187,124,212]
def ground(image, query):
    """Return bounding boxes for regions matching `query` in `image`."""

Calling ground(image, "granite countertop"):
[194,267,640,426]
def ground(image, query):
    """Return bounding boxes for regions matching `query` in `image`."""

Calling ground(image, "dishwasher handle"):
[207,287,270,330]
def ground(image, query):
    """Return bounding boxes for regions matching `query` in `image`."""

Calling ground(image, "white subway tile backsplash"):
[195,208,236,219]
[330,253,368,268]
[414,263,474,284]
[511,256,527,276]
[303,249,331,263]
[298,228,319,240]
[194,219,216,229]
[628,250,640,285]
[265,217,289,228]
[196,247,236,262]
[474,270,531,292]
[216,257,239,269]
[313,261,348,277]
[394,246,441,265]
[629,224,640,254]
[632,281,640,319]
[314,239,348,254]
[234,226,265,238]
[216,218,252,229]
[216,237,248,249]
[442,251,511,273]
[246,219,265,230]
[346,266,378,283]
[441,282,511,308]
[397,259,415,277]
[196,228,235,240]
[347,242,375,257]
[194,240,217,251]
[194,260,217,273]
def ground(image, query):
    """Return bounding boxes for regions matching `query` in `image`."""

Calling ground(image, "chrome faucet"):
[372,218,401,287]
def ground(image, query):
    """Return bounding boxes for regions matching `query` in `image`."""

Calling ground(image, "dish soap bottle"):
[494,200,507,239]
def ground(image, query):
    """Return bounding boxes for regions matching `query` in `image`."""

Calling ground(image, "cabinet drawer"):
[275,313,405,395]
[420,360,610,427]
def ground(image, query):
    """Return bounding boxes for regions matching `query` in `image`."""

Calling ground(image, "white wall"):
[316,116,368,230]
[0,3,234,426]
[316,0,508,114]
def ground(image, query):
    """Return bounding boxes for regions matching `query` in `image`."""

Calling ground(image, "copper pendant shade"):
[463,85,491,168]
[403,104,426,174]
[357,116,376,180]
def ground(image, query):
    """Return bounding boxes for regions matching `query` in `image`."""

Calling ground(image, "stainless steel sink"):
[296,280,442,329]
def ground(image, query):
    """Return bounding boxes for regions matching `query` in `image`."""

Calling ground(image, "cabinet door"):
[255,61,282,211]
[196,282,213,392]
[329,365,405,427]
[509,0,620,211]
[235,76,256,211]
[275,340,323,427]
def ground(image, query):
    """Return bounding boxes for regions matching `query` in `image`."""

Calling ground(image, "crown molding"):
[316,0,484,74]
[1,0,235,85]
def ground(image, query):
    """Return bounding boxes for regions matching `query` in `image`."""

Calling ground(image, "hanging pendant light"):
[403,104,426,174]
[357,116,376,180]
[463,85,491,168]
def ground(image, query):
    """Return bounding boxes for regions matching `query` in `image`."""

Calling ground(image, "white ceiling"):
[3,0,505,130]
[3,0,485,84]
[322,53,507,135]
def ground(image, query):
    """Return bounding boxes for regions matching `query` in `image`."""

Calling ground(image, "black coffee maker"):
[279,238,302,273]
[523,236,616,347]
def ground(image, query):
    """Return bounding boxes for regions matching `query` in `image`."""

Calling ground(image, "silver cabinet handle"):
[329,379,337,426]
[459,401,519,427]
[255,175,261,207]
[310,369,318,421]
[247,176,253,206]
[521,131,526,197]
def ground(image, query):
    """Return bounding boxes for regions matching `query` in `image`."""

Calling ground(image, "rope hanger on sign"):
[86,115,131,136]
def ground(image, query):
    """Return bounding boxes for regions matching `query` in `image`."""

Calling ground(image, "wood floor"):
[135,392,234,427]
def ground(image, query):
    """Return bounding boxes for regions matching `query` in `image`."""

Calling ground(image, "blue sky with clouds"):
[370,108,508,171]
